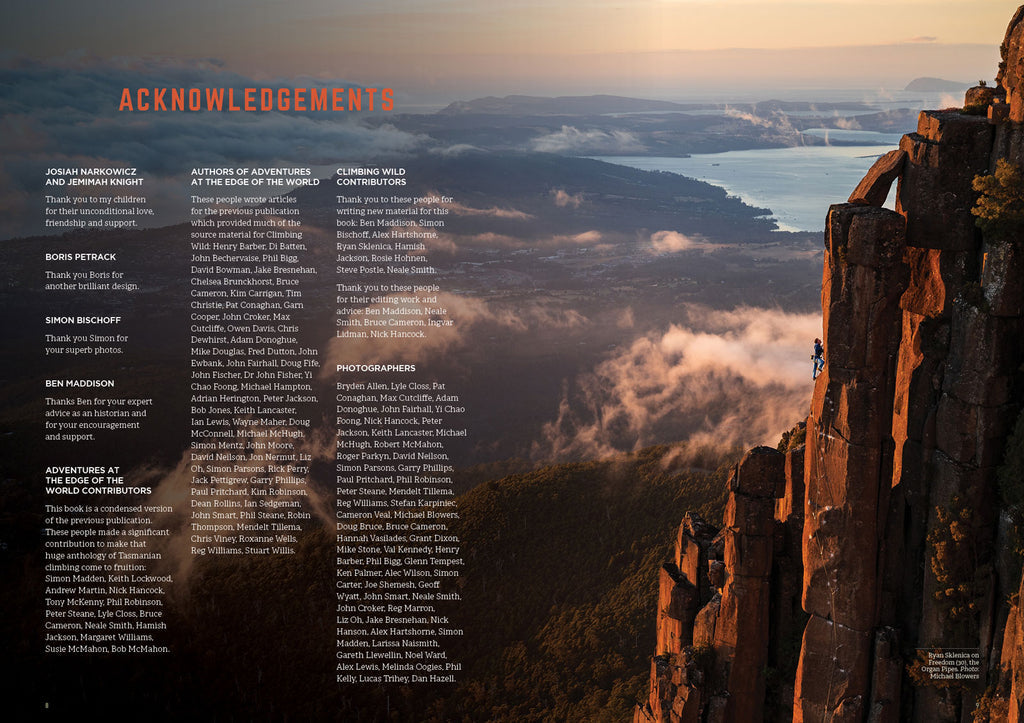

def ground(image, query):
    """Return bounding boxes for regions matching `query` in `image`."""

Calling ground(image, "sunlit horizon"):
[1,0,1015,101]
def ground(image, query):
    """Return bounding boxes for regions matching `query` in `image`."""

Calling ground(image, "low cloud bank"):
[534,306,820,461]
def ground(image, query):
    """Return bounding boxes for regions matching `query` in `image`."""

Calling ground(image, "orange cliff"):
[634,6,1024,722]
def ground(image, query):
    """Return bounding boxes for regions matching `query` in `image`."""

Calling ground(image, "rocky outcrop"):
[635,7,1024,722]
[635,446,806,723]
[637,512,722,723]
[965,85,1004,110]
[715,448,785,722]
[1000,6,1024,124]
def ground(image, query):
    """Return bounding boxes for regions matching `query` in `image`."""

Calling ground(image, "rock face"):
[634,447,806,723]
[635,7,1024,722]
[1001,7,1024,124]
[795,202,907,723]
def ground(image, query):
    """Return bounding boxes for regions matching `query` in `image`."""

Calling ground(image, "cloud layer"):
[529,125,645,154]
[322,292,588,370]
[534,306,821,461]
[648,230,702,253]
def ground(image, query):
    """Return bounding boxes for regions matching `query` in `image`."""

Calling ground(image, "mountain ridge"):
[905,77,973,92]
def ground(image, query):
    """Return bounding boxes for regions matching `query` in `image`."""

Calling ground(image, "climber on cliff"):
[812,338,825,380]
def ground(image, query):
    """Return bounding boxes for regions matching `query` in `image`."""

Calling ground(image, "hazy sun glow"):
[1,0,1014,97]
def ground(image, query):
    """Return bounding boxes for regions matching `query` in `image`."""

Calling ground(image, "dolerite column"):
[884,111,993,660]
[794,205,907,722]
[888,108,996,723]
[711,446,785,723]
